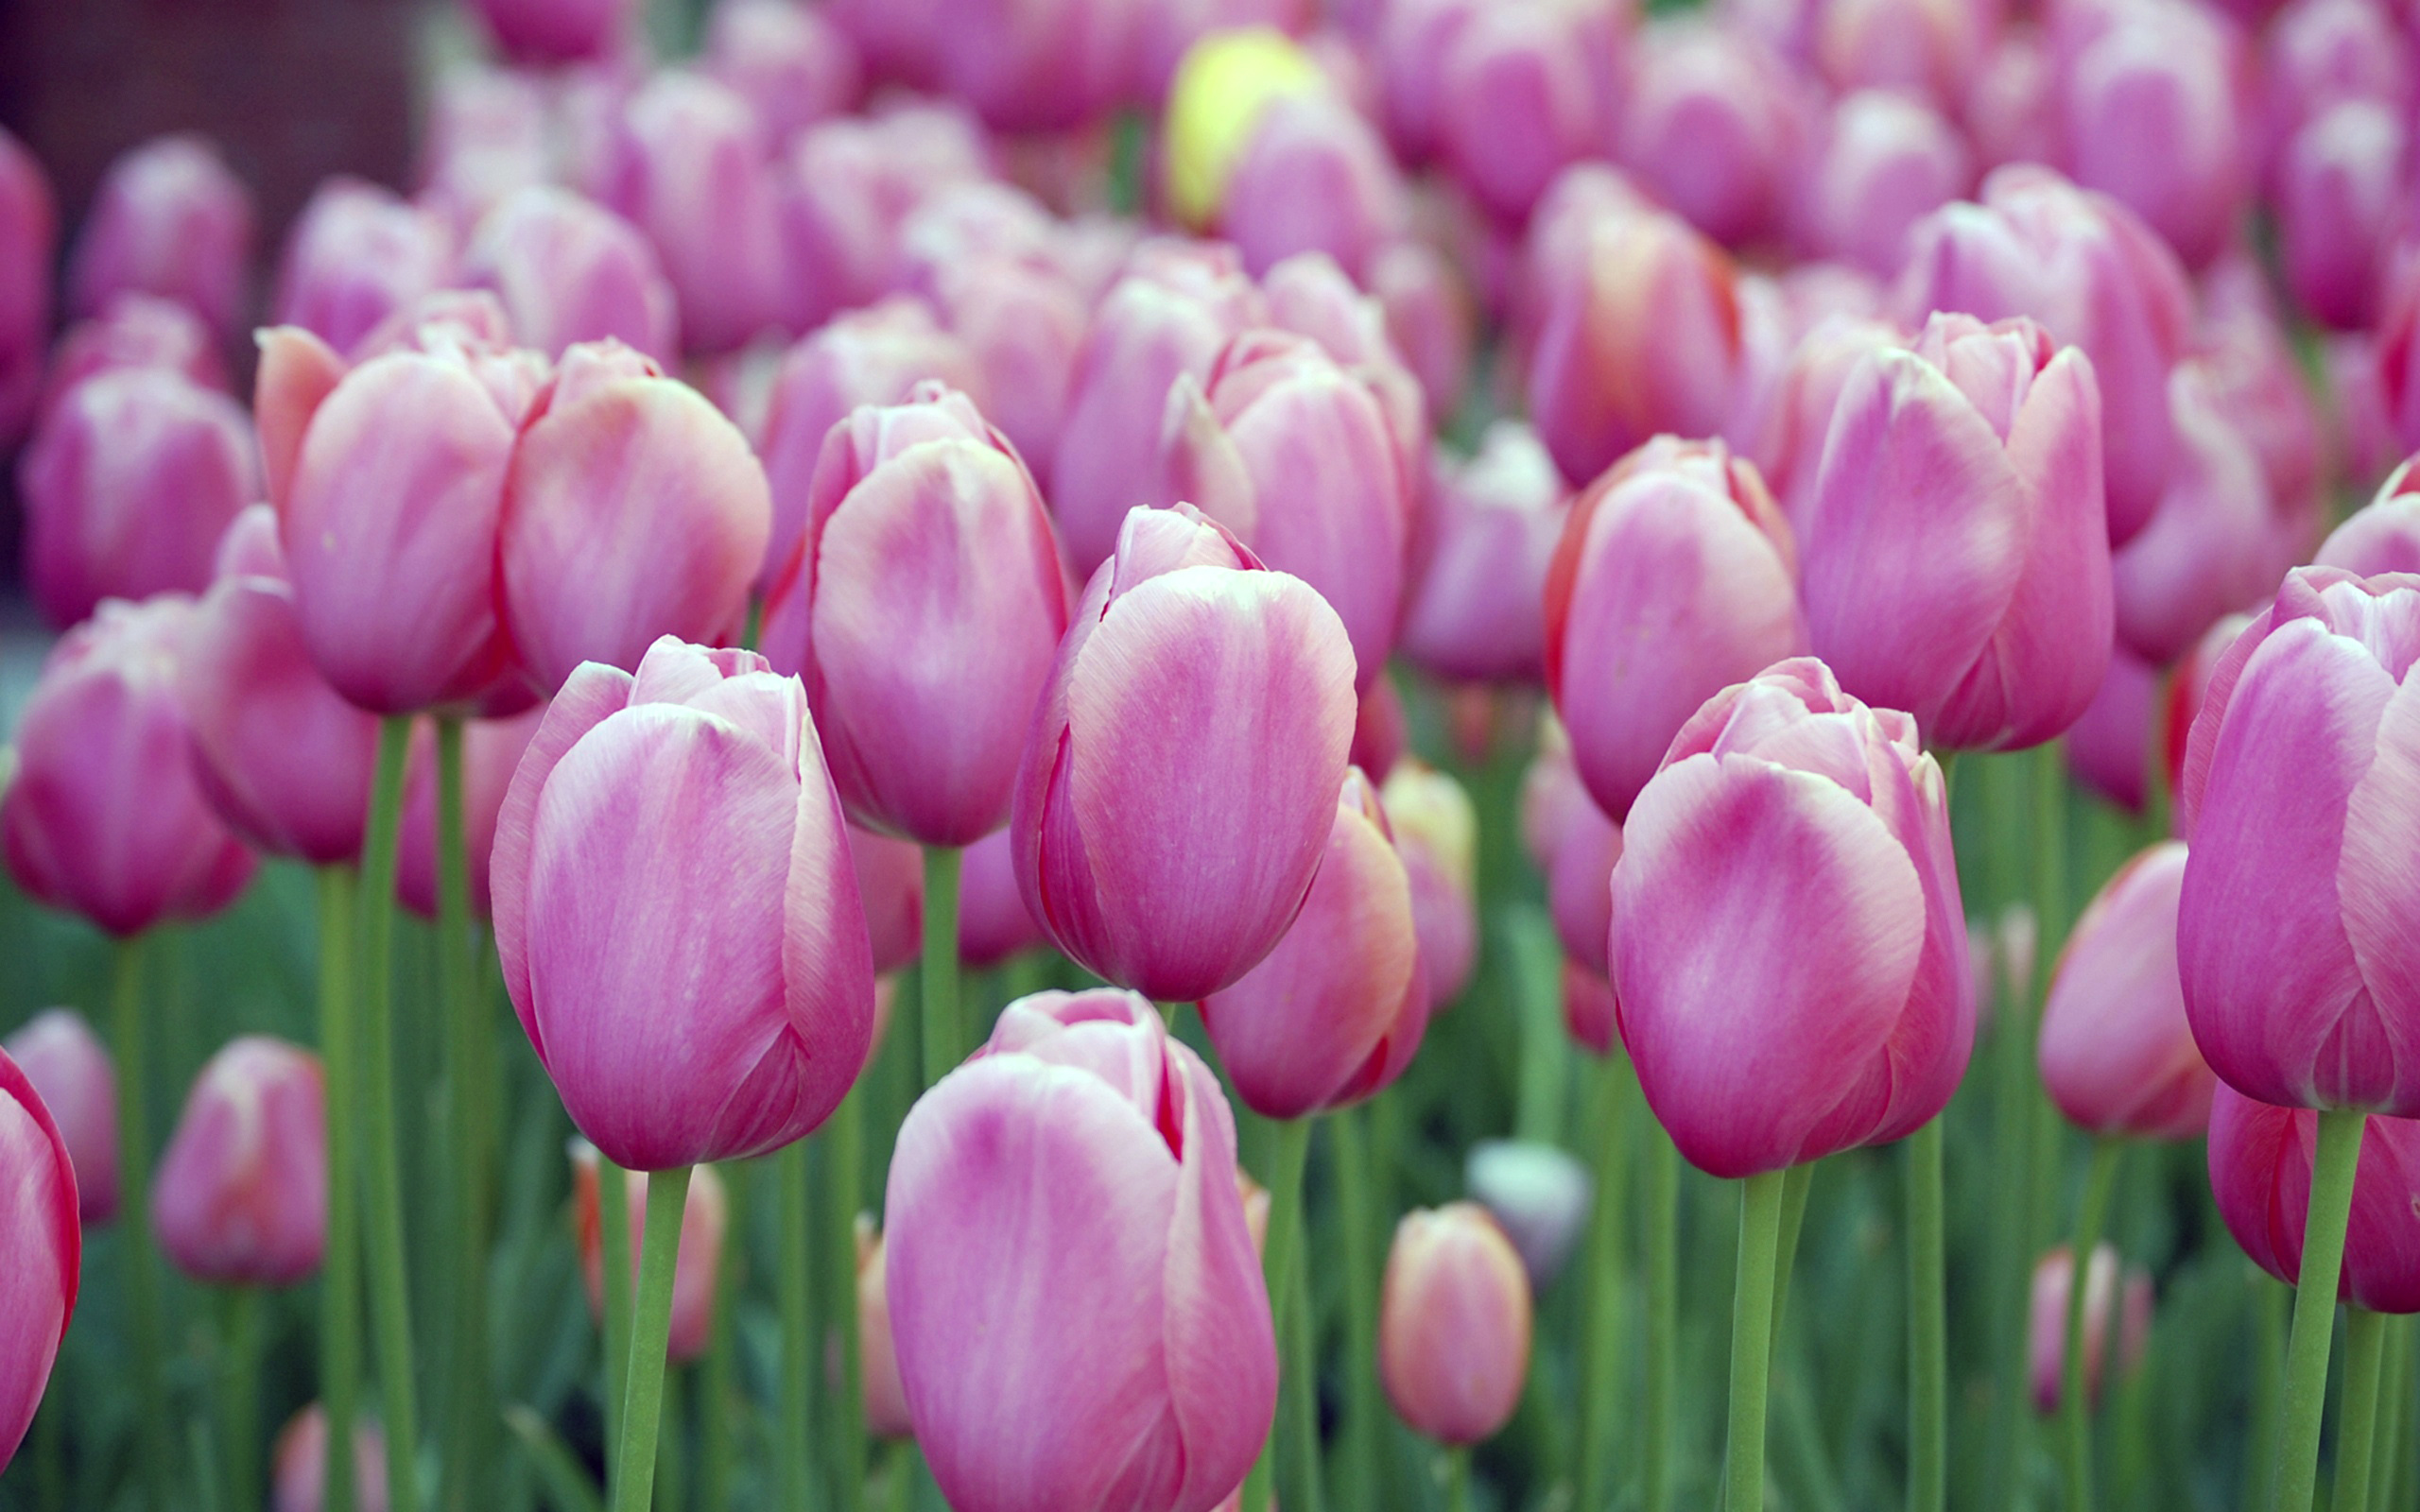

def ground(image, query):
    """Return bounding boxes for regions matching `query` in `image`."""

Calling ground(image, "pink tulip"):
[759,384,1070,845]
[493,637,877,1169]
[2176,567,2420,1114]
[775,107,994,330]
[1611,658,1973,1177]
[1619,18,1811,249]
[181,507,381,866]
[2260,0,2411,152]
[39,294,227,424]
[1751,314,1902,531]
[2319,459,2420,576]
[1518,713,1589,874]
[1383,761,1479,1008]
[850,825,926,976]
[602,71,785,356]
[1221,93,1409,284]
[1547,784,1623,976]
[394,706,545,921]
[1352,678,1408,783]
[2377,259,2420,461]
[1565,962,1618,1057]
[2208,1084,2420,1312]
[703,0,864,143]
[2,1011,116,1225]
[1817,0,1995,107]
[2163,611,2251,802]
[1379,1202,1531,1445]
[1369,241,1475,426]
[151,1037,325,1287]
[1547,434,1807,816]
[2057,0,2250,271]
[2198,260,2326,516]
[953,830,1041,971]
[571,1146,729,1361]
[469,0,631,64]
[0,127,54,448]
[889,179,1063,301]
[2028,1244,2152,1412]
[1253,251,1428,495]
[1803,311,2111,751]
[273,180,455,359]
[1796,91,1972,278]
[67,135,252,339]
[1011,504,1357,1001]
[929,0,1142,132]
[417,66,555,237]
[0,1046,78,1474]
[2040,841,2216,1139]
[270,1405,389,1512]
[1400,422,1567,683]
[1466,1139,1593,1288]
[460,186,680,363]
[2064,646,2159,815]
[2278,102,2406,331]
[18,365,259,629]
[2333,333,2400,495]
[1434,0,1621,223]
[922,253,1089,488]
[856,1217,912,1438]
[3,596,256,936]
[885,988,1274,1512]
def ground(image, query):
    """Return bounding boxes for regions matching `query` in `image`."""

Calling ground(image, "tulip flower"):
[957,829,1046,969]
[1379,1202,1532,1445]
[759,384,1071,846]
[2,1011,115,1225]
[2163,610,2251,799]
[602,71,786,356]
[2196,262,2326,517]
[0,126,54,448]
[703,0,863,142]
[1465,1140,1593,1289]
[774,107,994,330]
[2332,332,2399,493]
[1751,314,1903,531]
[1200,768,1427,1119]
[67,134,252,339]
[1219,92,1409,283]
[1619,18,1810,249]
[1518,712,1590,875]
[886,988,1275,1512]
[1432,0,1619,223]
[1351,675,1408,783]
[1817,0,1991,107]
[1163,26,1328,231]
[2040,842,2216,1140]
[571,1145,729,1361]
[2317,458,2420,576]
[2028,1245,2152,1412]
[920,252,1088,488]
[2277,102,2405,332]
[273,180,455,358]
[1382,761,1479,1008]
[855,1217,911,1438]
[394,706,544,921]
[18,364,260,629]
[1612,658,1972,1177]
[1011,505,1356,1002]
[1400,422,1569,684]
[928,0,1140,132]
[0,1045,78,1473]
[850,825,926,976]
[180,507,381,867]
[1547,786,1623,977]
[2261,0,2410,146]
[2064,647,2159,816]
[1369,241,1475,426]
[417,65,555,236]
[151,1037,326,1287]
[2207,1085,2420,1313]
[494,636,875,1171]
[1564,962,1618,1057]
[1547,435,1808,817]
[468,0,630,61]
[459,186,680,363]
[1796,90,1973,278]
[2057,0,2250,271]
[271,1405,389,1512]
[3,595,256,936]
[1253,252,1427,490]
[1801,311,2111,751]
[39,293,226,433]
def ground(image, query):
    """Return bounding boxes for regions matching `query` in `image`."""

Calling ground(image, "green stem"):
[920,847,962,1089]
[436,718,493,1512]
[110,936,169,1512]
[2249,1274,2290,1512]
[357,714,420,1512]
[1330,1107,1383,1511]
[1240,1116,1314,1512]
[1645,1118,1681,1512]
[1906,1119,1947,1512]
[1279,1242,1324,1512]
[597,1152,634,1472]
[1985,754,2036,1512]
[2062,1140,2126,1512]
[2335,1310,2390,1512]
[2370,1314,2411,1512]
[825,1095,867,1512]
[34,1374,65,1512]
[776,1142,813,1512]
[1729,1168,1789,1512]
[885,1439,920,1512]
[2273,1108,2371,1512]
[1579,1054,1635,1512]
[656,1365,687,1512]
[223,1288,261,1512]
[1508,908,1568,1144]
[318,868,361,1512]
[612,1166,693,1512]
[1771,1160,1815,1367]
[699,1162,746,1512]
[1444,1445,1472,1512]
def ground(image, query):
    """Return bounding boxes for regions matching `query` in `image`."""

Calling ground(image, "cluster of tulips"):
[4,0,2420,1506]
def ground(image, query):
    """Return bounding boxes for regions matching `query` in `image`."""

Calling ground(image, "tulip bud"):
[1435,0,1619,223]
[930,0,1142,132]
[775,107,993,330]
[394,706,544,921]
[2208,1084,2420,1311]
[270,1405,389,1512]
[67,134,252,339]
[151,1037,326,1286]
[1802,311,2111,751]
[1383,761,1479,1008]
[957,828,1046,970]
[886,988,1275,1511]
[1752,314,1902,531]
[2317,456,2420,577]
[2277,102,2405,332]
[39,293,226,430]
[760,384,1071,846]
[1613,658,1973,1177]
[2,1011,115,1225]
[704,0,864,143]
[2040,842,2216,1139]
[1620,19,1811,249]
[1164,27,1329,231]
[2028,1244,2152,1413]
[495,638,876,1169]
[1221,92,1409,283]
[854,1216,912,1438]
[571,1145,729,1361]
[921,252,1088,488]
[2057,0,2250,270]
[0,127,55,448]
[1547,435,1808,816]
[0,1046,78,1474]
[1818,0,1993,106]
[603,72,786,356]
[1011,505,1357,1001]
[460,186,680,363]
[1466,1140,1592,1290]
[1201,769,1428,1118]
[1401,422,1568,683]
[273,180,455,358]
[1796,91,1973,278]
[1380,1202,1532,1445]
[3,596,257,936]
[1369,241,1475,426]
[2261,0,2409,146]
[469,0,631,61]
[2064,646,2159,815]
[418,66,555,236]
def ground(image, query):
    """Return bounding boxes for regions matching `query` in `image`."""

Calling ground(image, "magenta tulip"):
[3,596,256,936]
[468,0,631,61]
[271,1405,388,1512]
[929,0,1142,132]
[2057,0,2250,270]
[2317,457,2420,576]
[2028,1245,2152,1412]
[151,1037,325,1287]
[2278,102,2405,332]
[703,0,863,142]
[602,71,786,356]
[67,135,252,339]
[957,828,1046,970]
[273,180,454,358]
[2040,841,2216,1140]
[1401,421,1568,684]
[2064,646,2159,815]
[39,294,227,426]
[1751,313,1902,531]
[572,1146,729,1361]
[459,186,680,363]
[1379,1202,1531,1446]
[2332,332,2400,494]
[2261,0,2410,147]
[2208,1085,2420,1313]
[886,988,1274,1512]
[1383,761,1479,1009]
[1619,18,1811,249]
[1611,658,1972,1178]
[3,1011,116,1225]
[394,706,544,921]
[1795,90,1973,278]
[0,127,54,448]
[0,1045,78,1473]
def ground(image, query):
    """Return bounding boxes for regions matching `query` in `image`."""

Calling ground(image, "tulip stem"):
[884,1440,920,1512]
[613,1165,692,1512]
[2334,1309,2390,1512]
[775,1141,812,1512]
[1443,1445,1472,1512]
[222,1286,261,1512]
[1985,754,2037,1512]
[920,846,962,1089]
[597,1152,635,1475]
[2274,1108,2370,1512]
[2248,1273,2289,1512]
[1645,1118,1681,1512]
[1770,1160,1814,1368]
[1907,1117,1947,1512]
[824,1093,868,1512]
[109,935,170,1512]
[1280,1243,1325,1512]
[1331,1106,1385,1511]
[436,717,493,1512]
[1242,1115,1315,1512]
[2062,1139,2126,1512]
[1727,1167,1788,1512]
[2369,1314,2411,1511]
[1579,1053,1635,1512]
[357,714,422,1512]
[699,1161,745,1512]
[318,867,362,1512]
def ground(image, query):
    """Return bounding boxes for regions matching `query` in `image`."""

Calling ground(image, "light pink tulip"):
[2319,458,2420,576]
[2198,259,2326,516]
[0,127,55,447]
[2208,1085,2420,1312]
[2057,0,2251,270]
[273,180,455,359]
[270,1405,388,1512]
[417,66,555,237]
[2278,102,2406,331]
[0,1046,78,1475]
[1222,93,1409,284]
[3,1011,116,1225]
[1383,760,1480,1008]
[1253,252,1428,498]
[921,254,1088,488]
[572,1146,729,1361]
[704,0,864,143]
[1796,90,1972,277]
[67,135,252,339]
[1434,0,1621,224]
[493,638,876,1169]
[2040,841,2216,1139]
[460,186,679,363]
[603,72,786,356]
[1369,240,1475,426]
[469,0,632,64]
[151,1037,325,1287]
[856,1217,913,1438]
[1400,423,1567,683]
[394,706,544,921]
[1619,18,1811,249]
[1380,1203,1531,1446]
[1611,658,1973,1177]
[886,988,1274,1512]
[2260,0,2411,152]
[850,825,925,976]
[958,828,1046,969]
[890,180,1064,300]
[39,294,226,424]
[2027,1244,2152,1412]
[1751,314,1902,531]
[1817,0,1995,107]
[775,106,994,331]
[2065,645,2159,815]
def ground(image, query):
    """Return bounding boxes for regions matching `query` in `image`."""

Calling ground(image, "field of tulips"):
[6,0,2420,1507]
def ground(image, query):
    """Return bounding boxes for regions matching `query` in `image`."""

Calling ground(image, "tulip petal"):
[254,325,346,515]
[2340,669,2420,1104]
[0,1050,77,1470]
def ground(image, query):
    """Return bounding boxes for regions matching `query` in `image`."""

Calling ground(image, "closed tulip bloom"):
[1383,761,1479,1008]
[1752,314,1902,530]
[1436,0,1619,223]
[271,1405,388,1512]
[886,988,1274,1512]
[1352,676,1408,782]
[40,294,227,425]
[1253,252,1429,495]
[2278,102,2406,331]
[2319,459,2420,576]
[1547,785,1623,976]
[67,135,252,338]
[1612,659,1973,1177]
[2377,262,2420,460]
[1804,311,2111,750]
[1817,0,1994,106]
[2064,646,2158,815]
[151,1037,325,1287]
[2058,1,2250,270]
[2175,567,2420,1113]
[1011,505,1357,1001]
[572,1146,729,1361]
[19,365,259,628]
[922,254,1088,489]
[957,828,1046,970]
[3,1011,116,1225]
[1518,712,1589,874]
[1162,27,1326,231]
[1965,26,2061,172]
[1465,1141,1592,1289]
[1221,93,1409,283]
[1201,769,1427,1118]
[2208,1085,2420,1312]
[775,108,993,330]
[4,596,256,936]
[2040,841,2215,1138]
[394,706,544,921]
[931,0,1142,133]
[417,65,555,237]
[460,186,679,363]
[469,0,631,60]
[2028,1244,2152,1412]
[856,1216,912,1438]
[181,507,381,866]
[704,0,863,143]
[1380,1202,1532,1445]
[2163,611,2251,800]
[759,384,1068,843]
[2198,263,2326,515]
[1370,241,1475,426]
[273,180,454,358]
[1797,91,1973,278]
[603,72,785,356]
[495,638,875,1168]
[2332,333,2400,493]
[0,1047,78,1474]
[1619,19,1811,249]
[1401,423,1568,683]
[850,825,926,975]
[0,127,54,447]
